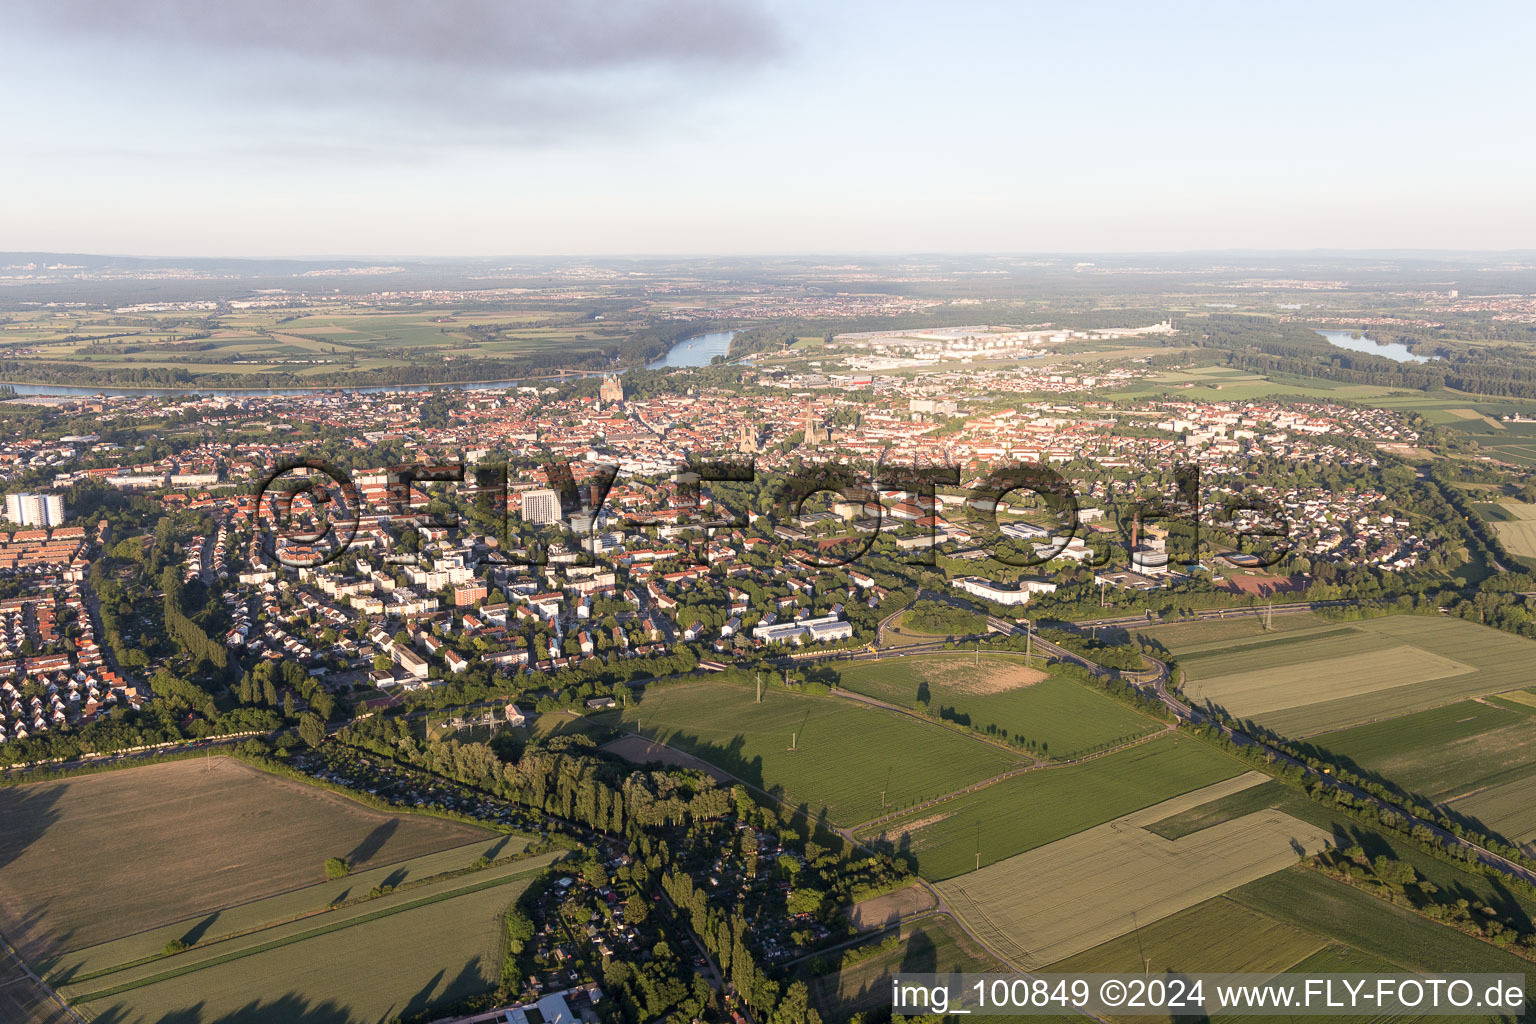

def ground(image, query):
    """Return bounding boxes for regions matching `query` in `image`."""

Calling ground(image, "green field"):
[1046,896,1324,974]
[1448,776,1536,847]
[833,655,1159,757]
[1304,699,1536,803]
[858,734,1243,880]
[1150,614,1536,737]
[621,681,1022,826]
[1144,778,1296,840]
[1231,865,1536,978]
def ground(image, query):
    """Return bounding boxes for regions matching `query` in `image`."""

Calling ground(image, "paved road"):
[0,932,86,1024]
[0,735,252,781]
[1071,599,1353,631]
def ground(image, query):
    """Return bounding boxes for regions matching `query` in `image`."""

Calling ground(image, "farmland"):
[936,774,1330,968]
[0,305,623,382]
[1046,896,1324,974]
[620,681,1022,826]
[804,916,1003,1022]
[1231,866,1536,977]
[0,954,71,1024]
[48,834,529,984]
[1150,614,1536,737]
[0,758,492,962]
[858,735,1245,880]
[1303,699,1536,802]
[1489,501,1536,559]
[78,859,553,1024]
[1447,775,1536,847]
[833,655,1160,757]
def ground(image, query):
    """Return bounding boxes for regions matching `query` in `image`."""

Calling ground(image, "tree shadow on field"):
[0,783,67,874]
[898,928,938,974]
[344,819,398,867]
[398,967,448,1021]
[0,784,68,961]
[89,992,357,1024]
[177,911,222,947]
[635,729,767,793]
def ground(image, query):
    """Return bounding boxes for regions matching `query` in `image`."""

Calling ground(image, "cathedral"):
[802,406,832,446]
[599,375,624,404]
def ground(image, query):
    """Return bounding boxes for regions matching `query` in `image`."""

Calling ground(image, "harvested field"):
[868,812,953,847]
[0,951,73,1024]
[1185,648,1474,719]
[1153,614,1536,737]
[846,884,936,931]
[937,775,1329,968]
[915,662,1048,695]
[80,864,543,1024]
[49,836,534,985]
[1493,519,1536,558]
[0,758,491,960]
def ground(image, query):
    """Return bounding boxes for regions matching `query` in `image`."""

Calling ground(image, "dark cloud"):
[10,0,788,145]
[15,0,785,70]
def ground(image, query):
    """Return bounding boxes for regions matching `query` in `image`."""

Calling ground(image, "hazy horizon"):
[5,0,1534,256]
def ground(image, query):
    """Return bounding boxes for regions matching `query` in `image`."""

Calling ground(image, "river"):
[646,330,738,369]
[1316,329,1436,364]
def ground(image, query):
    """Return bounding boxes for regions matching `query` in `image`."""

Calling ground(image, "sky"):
[2,0,1534,257]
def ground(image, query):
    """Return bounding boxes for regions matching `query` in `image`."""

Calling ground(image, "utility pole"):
[790,731,798,751]
[1025,619,1033,667]
[755,672,762,704]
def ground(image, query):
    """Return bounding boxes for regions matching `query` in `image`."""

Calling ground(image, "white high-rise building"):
[4,492,65,527]
[520,488,562,526]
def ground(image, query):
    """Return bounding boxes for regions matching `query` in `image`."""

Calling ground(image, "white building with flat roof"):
[951,576,1057,606]
[521,488,562,525]
[3,492,64,527]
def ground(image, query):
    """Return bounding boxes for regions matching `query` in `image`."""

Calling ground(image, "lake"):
[1316,329,1436,364]
[647,330,738,369]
